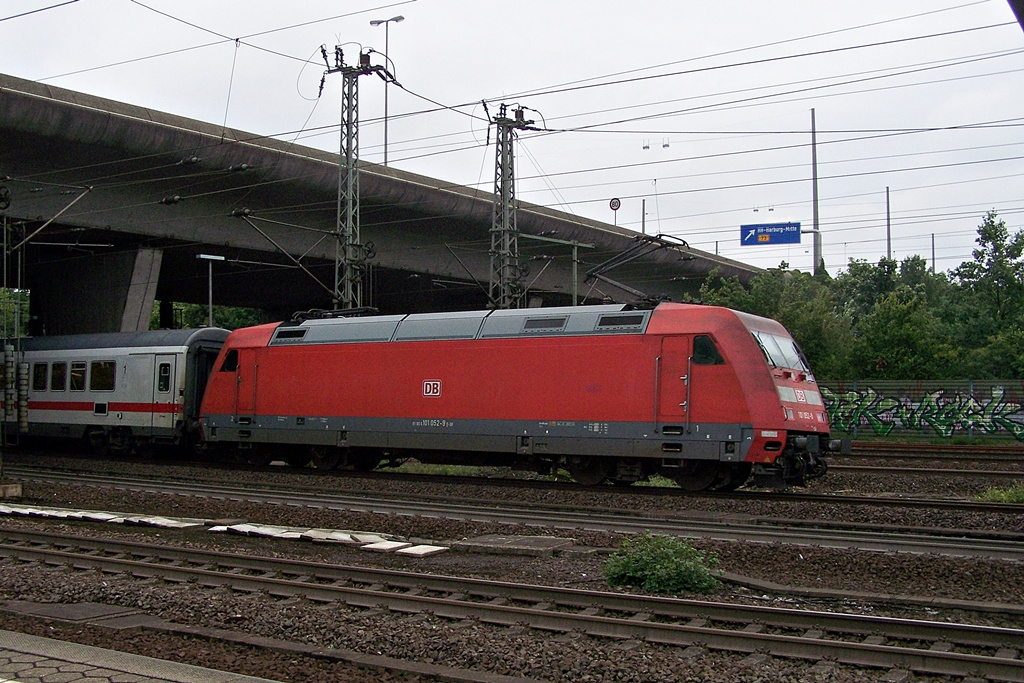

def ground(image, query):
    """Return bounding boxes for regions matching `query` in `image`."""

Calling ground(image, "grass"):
[976,483,1024,503]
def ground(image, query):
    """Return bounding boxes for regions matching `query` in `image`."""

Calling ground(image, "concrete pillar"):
[120,248,162,331]
[28,247,163,334]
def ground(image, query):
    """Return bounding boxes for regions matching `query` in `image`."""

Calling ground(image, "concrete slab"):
[396,545,448,557]
[0,482,22,499]
[243,525,294,538]
[361,541,413,553]
[0,601,140,624]
[453,535,576,557]
[352,533,387,544]
[300,529,356,544]
[40,508,74,518]
[0,502,448,559]
[127,516,205,529]
[81,512,120,522]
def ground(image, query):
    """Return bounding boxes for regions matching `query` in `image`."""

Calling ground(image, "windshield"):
[752,331,810,372]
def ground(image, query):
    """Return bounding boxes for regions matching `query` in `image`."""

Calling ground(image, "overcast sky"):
[2,0,1023,276]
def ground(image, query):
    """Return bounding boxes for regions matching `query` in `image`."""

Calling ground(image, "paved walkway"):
[0,630,282,683]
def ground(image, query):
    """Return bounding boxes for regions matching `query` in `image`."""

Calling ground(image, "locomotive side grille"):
[596,314,645,329]
[523,317,568,331]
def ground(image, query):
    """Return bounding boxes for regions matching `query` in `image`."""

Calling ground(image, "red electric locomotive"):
[200,303,843,490]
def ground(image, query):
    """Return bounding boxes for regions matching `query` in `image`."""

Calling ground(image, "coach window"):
[69,362,87,391]
[158,363,171,393]
[693,335,725,365]
[89,360,116,392]
[50,362,67,391]
[32,363,48,391]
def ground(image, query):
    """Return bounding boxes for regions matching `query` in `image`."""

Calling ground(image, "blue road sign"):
[740,222,801,246]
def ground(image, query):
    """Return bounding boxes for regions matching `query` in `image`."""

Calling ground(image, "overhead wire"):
[0,0,79,22]
[6,1,1015,280]
[35,0,419,81]
[482,0,996,102]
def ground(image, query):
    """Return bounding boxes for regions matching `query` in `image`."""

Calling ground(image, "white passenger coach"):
[2,328,228,453]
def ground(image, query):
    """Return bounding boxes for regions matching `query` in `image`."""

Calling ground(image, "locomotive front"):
[734,311,848,487]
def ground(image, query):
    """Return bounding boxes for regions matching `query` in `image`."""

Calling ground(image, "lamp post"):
[196,254,225,327]
[369,14,403,166]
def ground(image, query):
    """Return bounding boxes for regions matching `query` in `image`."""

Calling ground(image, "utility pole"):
[322,47,394,309]
[885,186,892,260]
[489,104,535,309]
[810,108,822,276]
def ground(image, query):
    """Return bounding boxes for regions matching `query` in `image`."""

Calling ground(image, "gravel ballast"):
[1,454,1021,682]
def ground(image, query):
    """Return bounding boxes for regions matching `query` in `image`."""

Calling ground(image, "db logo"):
[422,380,442,397]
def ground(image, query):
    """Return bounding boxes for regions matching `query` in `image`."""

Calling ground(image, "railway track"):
[6,464,1024,561]
[9,455,1024,513]
[830,463,1024,479]
[2,529,1023,682]
[850,441,1024,460]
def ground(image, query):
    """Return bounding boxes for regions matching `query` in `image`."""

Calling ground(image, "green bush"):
[603,532,720,594]
[976,483,1024,503]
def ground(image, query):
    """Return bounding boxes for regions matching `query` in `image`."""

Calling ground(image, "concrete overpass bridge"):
[0,73,760,334]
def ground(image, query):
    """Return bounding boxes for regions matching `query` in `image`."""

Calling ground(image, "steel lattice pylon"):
[488,105,534,309]
[324,48,392,310]
[336,65,364,309]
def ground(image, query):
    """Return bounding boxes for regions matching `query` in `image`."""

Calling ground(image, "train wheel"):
[132,437,156,460]
[566,456,612,486]
[712,463,752,492]
[670,461,720,491]
[85,429,109,457]
[348,450,381,472]
[284,450,311,469]
[310,446,341,470]
[242,446,273,467]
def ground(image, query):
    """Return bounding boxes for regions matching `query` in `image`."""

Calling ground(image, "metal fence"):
[821,380,1024,443]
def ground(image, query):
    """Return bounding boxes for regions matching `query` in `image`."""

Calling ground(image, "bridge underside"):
[0,73,760,334]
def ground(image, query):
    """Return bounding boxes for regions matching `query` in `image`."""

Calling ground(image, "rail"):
[2,530,1023,681]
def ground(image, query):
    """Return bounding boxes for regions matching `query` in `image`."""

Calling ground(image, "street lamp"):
[369,14,403,166]
[196,254,225,327]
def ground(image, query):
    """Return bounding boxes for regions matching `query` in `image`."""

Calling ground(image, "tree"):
[699,264,853,380]
[830,257,898,324]
[149,302,263,331]
[952,211,1024,333]
[0,288,30,338]
[849,288,954,380]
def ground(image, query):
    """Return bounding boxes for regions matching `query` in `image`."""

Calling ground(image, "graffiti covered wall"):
[822,380,1024,442]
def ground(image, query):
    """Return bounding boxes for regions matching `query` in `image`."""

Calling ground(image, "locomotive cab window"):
[69,362,86,391]
[32,363,48,391]
[692,335,725,365]
[220,349,239,372]
[751,331,809,372]
[89,361,116,391]
[50,362,67,391]
[157,362,171,393]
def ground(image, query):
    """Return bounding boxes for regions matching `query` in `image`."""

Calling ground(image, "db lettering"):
[422,380,442,397]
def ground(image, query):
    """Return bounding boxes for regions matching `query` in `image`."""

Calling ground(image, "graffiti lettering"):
[821,385,1024,442]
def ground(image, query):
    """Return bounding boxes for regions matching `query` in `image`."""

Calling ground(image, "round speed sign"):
[609,198,621,211]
